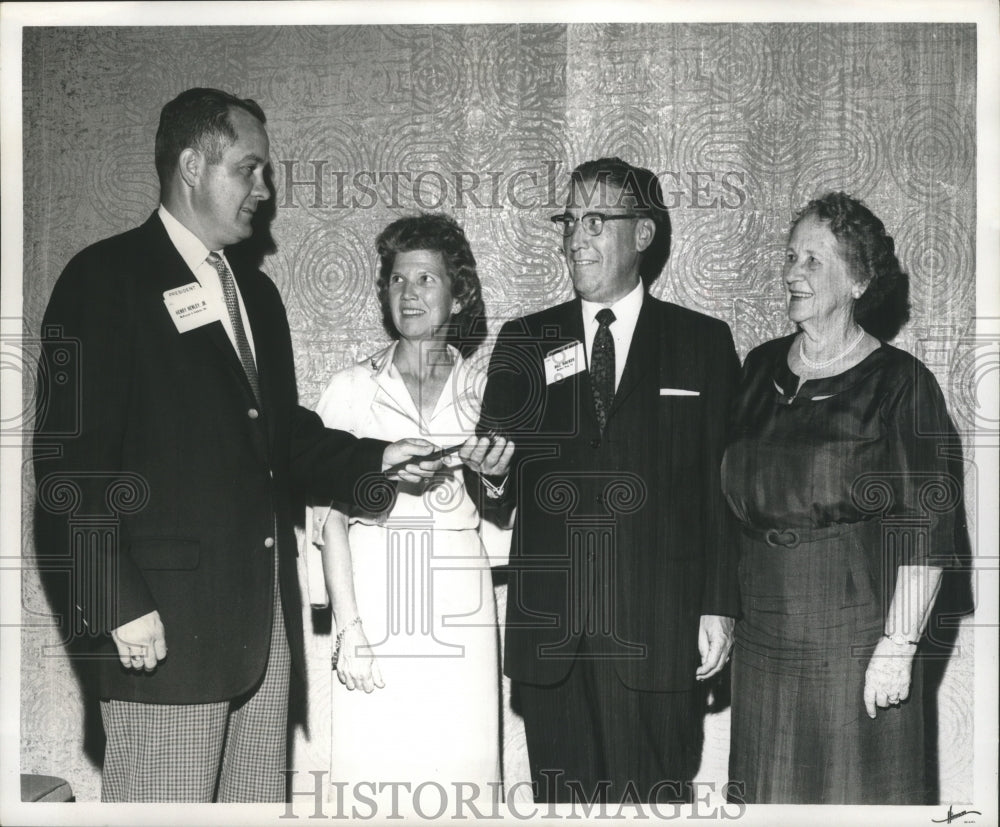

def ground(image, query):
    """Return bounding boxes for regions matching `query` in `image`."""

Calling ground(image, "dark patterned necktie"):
[207,252,261,403]
[591,308,616,431]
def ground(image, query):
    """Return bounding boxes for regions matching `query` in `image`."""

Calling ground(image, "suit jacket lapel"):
[230,263,266,396]
[607,293,658,419]
[550,300,599,431]
[144,213,263,412]
[230,260,278,454]
[561,299,587,357]
[143,212,201,295]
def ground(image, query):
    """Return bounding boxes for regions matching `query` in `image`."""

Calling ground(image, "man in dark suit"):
[31,88,440,802]
[470,157,741,804]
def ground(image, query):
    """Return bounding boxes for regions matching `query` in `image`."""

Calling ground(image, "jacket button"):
[248,408,259,419]
[264,537,275,549]
[590,439,601,449]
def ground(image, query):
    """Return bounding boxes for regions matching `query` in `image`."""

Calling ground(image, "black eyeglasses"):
[549,212,647,237]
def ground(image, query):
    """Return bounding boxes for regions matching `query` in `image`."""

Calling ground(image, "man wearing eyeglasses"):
[469,157,741,804]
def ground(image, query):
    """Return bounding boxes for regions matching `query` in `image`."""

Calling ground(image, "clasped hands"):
[381,433,514,484]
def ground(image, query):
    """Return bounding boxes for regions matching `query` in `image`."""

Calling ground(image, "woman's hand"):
[459,433,515,478]
[863,636,916,718]
[335,623,384,693]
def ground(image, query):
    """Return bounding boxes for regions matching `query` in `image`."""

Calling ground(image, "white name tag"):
[544,341,585,385]
[659,388,700,396]
[164,283,218,333]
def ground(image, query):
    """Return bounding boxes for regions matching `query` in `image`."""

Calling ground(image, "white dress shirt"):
[580,279,644,392]
[157,204,257,360]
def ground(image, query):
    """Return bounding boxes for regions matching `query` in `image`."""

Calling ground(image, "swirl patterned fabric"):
[20,23,975,803]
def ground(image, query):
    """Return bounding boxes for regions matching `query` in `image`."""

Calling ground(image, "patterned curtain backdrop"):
[20,24,976,804]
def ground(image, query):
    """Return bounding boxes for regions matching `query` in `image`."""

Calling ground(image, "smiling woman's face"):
[782,215,863,328]
[387,249,457,343]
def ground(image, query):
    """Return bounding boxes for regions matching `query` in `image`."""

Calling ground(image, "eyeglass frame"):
[549,210,651,237]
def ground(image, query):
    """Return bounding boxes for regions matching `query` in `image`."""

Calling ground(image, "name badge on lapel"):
[544,341,585,385]
[163,283,218,333]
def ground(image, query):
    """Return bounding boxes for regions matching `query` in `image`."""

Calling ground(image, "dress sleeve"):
[881,358,967,568]
[305,365,371,528]
[314,367,364,433]
[299,365,372,607]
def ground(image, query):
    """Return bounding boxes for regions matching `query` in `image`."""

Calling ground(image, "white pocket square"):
[659,388,700,396]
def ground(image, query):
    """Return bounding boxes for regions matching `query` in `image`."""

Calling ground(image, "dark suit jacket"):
[475,294,740,691]
[32,213,388,704]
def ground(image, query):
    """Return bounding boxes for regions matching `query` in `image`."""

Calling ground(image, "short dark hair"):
[154,88,266,185]
[569,157,672,288]
[791,191,911,341]
[375,213,486,357]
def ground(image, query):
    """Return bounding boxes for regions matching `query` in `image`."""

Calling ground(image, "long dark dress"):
[721,335,963,804]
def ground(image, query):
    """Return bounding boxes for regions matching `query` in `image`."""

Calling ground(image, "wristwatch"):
[883,632,919,646]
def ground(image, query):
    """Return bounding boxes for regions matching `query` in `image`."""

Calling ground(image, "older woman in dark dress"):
[722,192,966,804]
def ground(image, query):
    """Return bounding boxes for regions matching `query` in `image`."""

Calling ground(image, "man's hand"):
[111,610,167,671]
[382,438,445,483]
[695,614,735,681]
[459,433,515,478]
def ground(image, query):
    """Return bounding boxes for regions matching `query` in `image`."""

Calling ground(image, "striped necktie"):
[206,252,261,403]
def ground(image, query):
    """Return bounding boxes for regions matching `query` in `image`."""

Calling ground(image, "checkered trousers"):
[100,551,290,802]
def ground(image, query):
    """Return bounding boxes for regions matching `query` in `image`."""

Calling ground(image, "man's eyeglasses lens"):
[550,213,645,237]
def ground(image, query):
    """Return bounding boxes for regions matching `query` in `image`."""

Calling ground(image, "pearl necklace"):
[798,327,865,370]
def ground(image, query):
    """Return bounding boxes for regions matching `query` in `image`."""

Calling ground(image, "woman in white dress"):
[304,213,513,814]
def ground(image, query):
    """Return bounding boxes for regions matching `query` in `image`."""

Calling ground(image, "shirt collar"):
[157,204,217,272]
[368,340,467,422]
[369,340,465,381]
[368,342,398,378]
[580,279,645,329]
